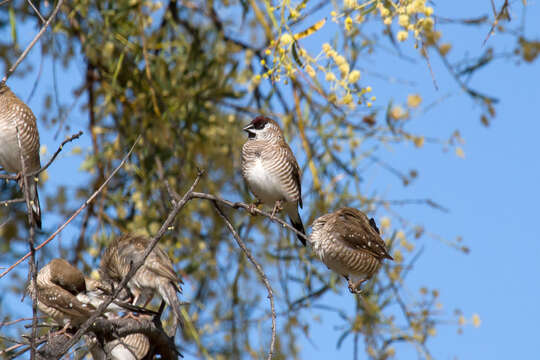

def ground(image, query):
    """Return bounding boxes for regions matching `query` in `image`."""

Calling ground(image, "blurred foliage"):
[0,0,532,358]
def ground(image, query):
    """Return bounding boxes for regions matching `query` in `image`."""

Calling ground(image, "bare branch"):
[2,0,64,83]
[0,131,83,181]
[212,201,276,360]
[0,135,140,279]
[15,125,38,360]
[190,192,309,244]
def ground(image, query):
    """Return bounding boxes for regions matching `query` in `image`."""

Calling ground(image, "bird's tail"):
[25,177,41,229]
[286,205,306,246]
[158,282,184,336]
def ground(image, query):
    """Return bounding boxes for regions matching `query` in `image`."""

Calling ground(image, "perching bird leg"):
[248,199,261,215]
[347,277,368,295]
[50,323,73,339]
[271,200,283,218]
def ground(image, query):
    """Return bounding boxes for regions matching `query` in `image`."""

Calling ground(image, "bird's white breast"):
[245,157,287,204]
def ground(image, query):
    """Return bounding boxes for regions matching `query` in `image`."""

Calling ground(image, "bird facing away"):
[0,83,42,228]
[241,116,306,246]
[309,208,393,293]
[99,234,184,335]
[28,258,95,330]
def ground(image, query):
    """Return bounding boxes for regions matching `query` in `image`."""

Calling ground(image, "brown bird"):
[0,83,42,228]
[241,116,306,246]
[309,208,393,293]
[99,234,184,335]
[27,259,95,330]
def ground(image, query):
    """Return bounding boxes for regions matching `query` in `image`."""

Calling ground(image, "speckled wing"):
[37,286,95,322]
[334,208,393,260]
[283,141,302,208]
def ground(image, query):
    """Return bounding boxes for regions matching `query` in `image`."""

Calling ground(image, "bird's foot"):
[123,311,143,323]
[347,278,367,295]
[50,323,73,339]
[271,200,283,217]
[248,200,261,215]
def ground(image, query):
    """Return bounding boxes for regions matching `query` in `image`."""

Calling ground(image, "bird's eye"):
[254,121,266,130]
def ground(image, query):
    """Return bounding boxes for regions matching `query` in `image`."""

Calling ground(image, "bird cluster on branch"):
[0,89,393,358]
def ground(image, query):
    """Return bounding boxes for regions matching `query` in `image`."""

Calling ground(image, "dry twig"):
[212,201,277,360]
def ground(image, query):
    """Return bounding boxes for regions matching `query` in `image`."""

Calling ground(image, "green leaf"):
[292,41,303,67]
[9,5,17,47]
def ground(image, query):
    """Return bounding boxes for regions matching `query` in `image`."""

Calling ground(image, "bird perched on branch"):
[99,234,184,336]
[241,116,306,246]
[28,258,95,331]
[88,331,151,360]
[309,208,393,294]
[0,83,42,228]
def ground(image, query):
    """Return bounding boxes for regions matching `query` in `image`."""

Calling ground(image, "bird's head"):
[243,116,282,141]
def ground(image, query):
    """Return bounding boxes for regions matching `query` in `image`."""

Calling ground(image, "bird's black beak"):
[243,124,256,138]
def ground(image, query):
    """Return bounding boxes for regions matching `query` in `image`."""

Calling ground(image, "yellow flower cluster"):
[377,0,435,43]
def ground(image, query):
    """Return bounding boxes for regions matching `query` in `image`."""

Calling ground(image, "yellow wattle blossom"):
[335,55,346,66]
[397,30,409,42]
[305,65,316,78]
[348,70,361,83]
[344,0,357,9]
[439,43,452,56]
[380,216,391,229]
[325,72,336,82]
[472,314,481,327]
[384,17,392,25]
[279,33,293,46]
[345,16,353,32]
[398,14,409,27]
[407,93,422,108]
[322,42,332,54]
[339,63,350,77]
[455,147,465,158]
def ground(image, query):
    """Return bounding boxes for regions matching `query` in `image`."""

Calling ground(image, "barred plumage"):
[309,208,393,293]
[0,83,42,228]
[99,234,184,336]
[107,333,151,360]
[241,116,306,246]
[28,259,95,328]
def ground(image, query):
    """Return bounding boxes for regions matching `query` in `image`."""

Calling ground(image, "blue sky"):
[1,1,539,359]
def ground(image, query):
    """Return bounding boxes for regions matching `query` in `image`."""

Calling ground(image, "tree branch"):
[1,0,64,83]
[0,131,83,181]
[211,201,276,360]
[0,135,140,279]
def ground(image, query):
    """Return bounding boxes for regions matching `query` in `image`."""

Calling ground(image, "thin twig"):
[190,192,309,244]
[0,131,83,181]
[15,125,38,360]
[1,0,64,83]
[483,0,509,46]
[27,0,45,23]
[0,135,140,279]
[212,201,276,360]
[0,198,25,206]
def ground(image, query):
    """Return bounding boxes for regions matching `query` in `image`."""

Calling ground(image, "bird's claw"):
[271,200,283,217]
[248,201,261,215]
[347,278,366,295]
